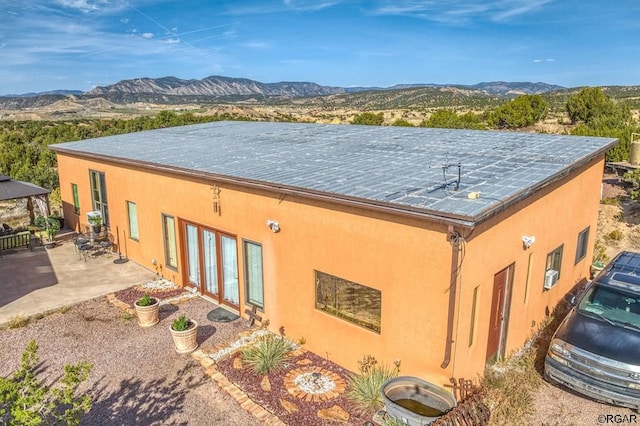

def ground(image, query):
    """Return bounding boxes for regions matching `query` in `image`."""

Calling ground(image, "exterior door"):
[486,264,514,362]
[89,170,109,226]
[182,221,239,309]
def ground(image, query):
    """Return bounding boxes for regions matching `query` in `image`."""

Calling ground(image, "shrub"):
[241,333,293,375]
[605,229,624,242]
[346,355,401,417]
[7,315,29,329]
[482,349,541,423]
[593,240,609,265]
[0,340,93,426]
[601,196,620,205]
[628,227,640,249]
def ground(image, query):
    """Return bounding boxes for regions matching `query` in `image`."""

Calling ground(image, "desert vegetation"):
[0,86,638,195]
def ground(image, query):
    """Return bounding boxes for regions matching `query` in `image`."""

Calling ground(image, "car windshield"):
[578,284,640,330]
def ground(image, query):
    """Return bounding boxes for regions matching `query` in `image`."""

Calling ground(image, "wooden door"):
[486,268,508,362]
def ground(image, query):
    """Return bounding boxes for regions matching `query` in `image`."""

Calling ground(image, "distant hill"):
[469,81,564,95]
[4,90,84,98]
[4,75,639,114]
[345,81,563,95]
[87,76,346,98]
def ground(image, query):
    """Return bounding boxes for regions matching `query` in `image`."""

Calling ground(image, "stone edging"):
[190,349,287,426]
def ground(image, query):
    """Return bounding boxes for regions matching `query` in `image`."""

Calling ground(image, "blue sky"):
[1,0,639,95]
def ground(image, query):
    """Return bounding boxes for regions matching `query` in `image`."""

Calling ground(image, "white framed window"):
[243,240,264,309]
[162,214,177,269]
[127,201,139,240]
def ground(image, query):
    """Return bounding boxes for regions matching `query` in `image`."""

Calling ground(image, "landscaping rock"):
[280,398,298,413]
[317,405,350,423]
[261,375,271,392]
[233,356,243,369]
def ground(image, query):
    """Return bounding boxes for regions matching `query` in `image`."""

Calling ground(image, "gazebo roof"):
[0,175,50,201]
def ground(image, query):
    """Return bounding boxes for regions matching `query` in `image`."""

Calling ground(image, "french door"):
[89,170,109,226]
[184,222,239,308]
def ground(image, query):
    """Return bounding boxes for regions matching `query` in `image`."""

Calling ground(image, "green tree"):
[566,87,638,162]
[487,94,548,129]
[352,112,384,125]
[566,87,619,124]
[391,118,413,127]
[421,109,485,130]
[0,340,93,425]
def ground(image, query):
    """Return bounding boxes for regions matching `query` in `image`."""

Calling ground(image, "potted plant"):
[34,215,61,249]
[88,215,102,234]
[134,294,159,327]
[50,211,64,230]
[170,314,198,353]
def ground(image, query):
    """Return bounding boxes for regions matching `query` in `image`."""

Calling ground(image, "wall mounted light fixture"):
[266,219,280,233]
[522,235,535,250]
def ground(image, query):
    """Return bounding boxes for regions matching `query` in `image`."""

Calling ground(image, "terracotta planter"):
[134,298,160,327]
[170,320,198,353]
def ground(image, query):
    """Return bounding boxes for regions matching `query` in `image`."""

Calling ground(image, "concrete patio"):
[0,230,156,325]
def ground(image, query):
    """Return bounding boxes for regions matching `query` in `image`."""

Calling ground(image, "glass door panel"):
[221,235,239,305]
[185,224,200,286]
[202,229,219,296]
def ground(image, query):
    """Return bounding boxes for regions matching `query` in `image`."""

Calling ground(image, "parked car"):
[545,251,640,410]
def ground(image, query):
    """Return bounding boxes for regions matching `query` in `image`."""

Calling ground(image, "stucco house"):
[51,121,617,386]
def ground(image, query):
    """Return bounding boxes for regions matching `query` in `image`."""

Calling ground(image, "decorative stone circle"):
[295,372,336,394]
[284,366,346,402]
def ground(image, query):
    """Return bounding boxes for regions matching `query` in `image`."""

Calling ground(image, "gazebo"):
[0,175,51,225]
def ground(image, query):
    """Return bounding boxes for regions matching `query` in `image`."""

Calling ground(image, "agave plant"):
[346,355,400,416]
[241,333,293,375]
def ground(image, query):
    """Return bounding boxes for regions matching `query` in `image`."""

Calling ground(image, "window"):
[71,183,80,215]
[315,271,381,333]
[575,227,590,264]
[469,286,479,347]
[546,245,564,278]
[89,170,109,226]
[162,214,177,269]
[127,201,139,240]
[244,241,264,308]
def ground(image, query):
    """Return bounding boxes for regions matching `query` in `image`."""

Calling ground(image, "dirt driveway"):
[530,175,639,425]
[0,296,261,426]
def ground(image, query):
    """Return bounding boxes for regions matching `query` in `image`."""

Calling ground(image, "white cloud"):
[243,41,271,49]
[142,32,154,39]
[161,38,180,44]
[227,1,338,15]
[373,0,552,23]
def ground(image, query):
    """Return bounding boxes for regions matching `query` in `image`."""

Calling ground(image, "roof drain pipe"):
[441,225,461,369]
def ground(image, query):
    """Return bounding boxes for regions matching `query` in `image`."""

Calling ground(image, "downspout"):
[441,225,461,369]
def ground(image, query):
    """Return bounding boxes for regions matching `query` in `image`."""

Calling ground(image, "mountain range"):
[0,76,565,110]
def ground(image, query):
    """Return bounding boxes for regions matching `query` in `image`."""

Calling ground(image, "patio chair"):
[97,233,114,258]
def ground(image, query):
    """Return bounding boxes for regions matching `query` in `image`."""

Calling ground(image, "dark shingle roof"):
[51,121,618,226]
[0,175,50,201]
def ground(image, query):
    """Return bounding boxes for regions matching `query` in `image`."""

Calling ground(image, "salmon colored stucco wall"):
[449,155,605,381]
[56,151,604,388]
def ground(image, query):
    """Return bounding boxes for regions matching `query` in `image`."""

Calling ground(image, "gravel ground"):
[533,379,637,425]
[0,296,262,426]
